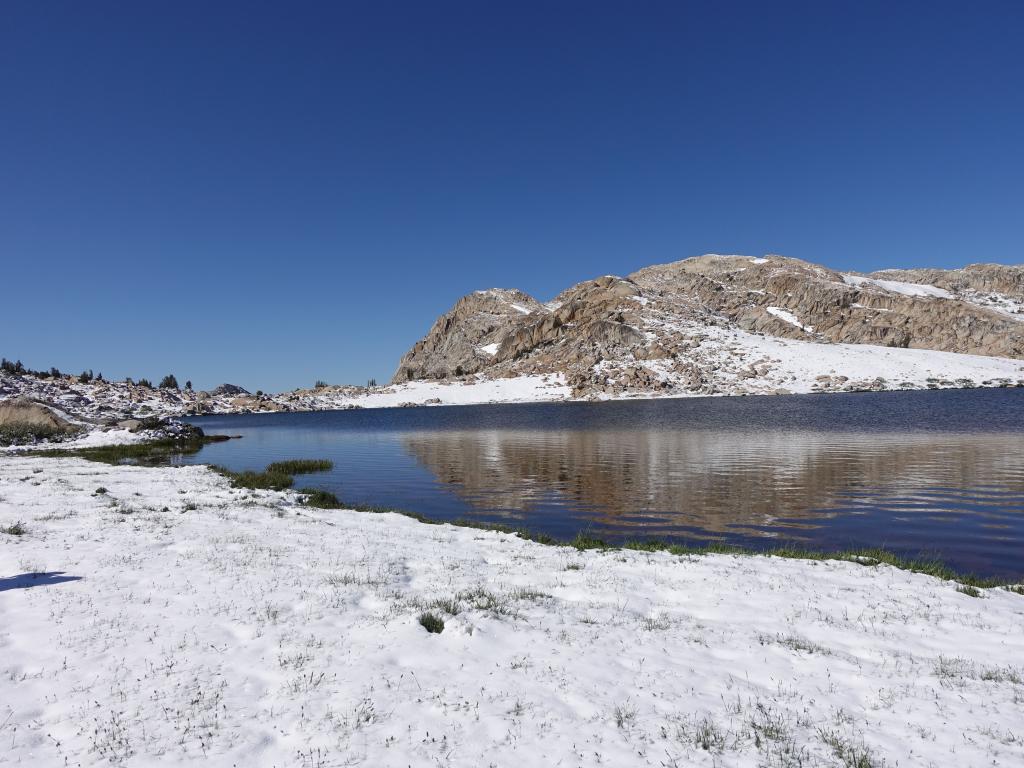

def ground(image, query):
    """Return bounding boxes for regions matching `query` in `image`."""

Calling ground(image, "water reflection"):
[404,430,1024,564]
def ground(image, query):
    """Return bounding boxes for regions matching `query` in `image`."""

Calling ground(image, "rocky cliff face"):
[392,255,1024,397]
[393,289,545,381]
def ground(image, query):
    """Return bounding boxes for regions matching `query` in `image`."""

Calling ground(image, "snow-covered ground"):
[2,456,1023,767]
[286,374,570,410]
[687,324,1024,395]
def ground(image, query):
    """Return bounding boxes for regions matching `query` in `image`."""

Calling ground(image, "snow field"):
[2,457,1023,767]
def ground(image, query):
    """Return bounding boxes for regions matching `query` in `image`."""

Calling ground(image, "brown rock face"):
[393,289,543,381]
[390,254,1024,396]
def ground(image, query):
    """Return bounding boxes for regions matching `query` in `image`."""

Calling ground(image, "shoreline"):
[13,435,1024,585]
[2,455,1024,766]
[7,376,1024,457]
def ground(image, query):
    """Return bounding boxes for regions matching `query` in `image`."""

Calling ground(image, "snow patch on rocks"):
[843,273,954,299]
[766,306,814,332]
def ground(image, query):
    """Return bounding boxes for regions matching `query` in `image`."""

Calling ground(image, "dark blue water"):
[183,389,1024,577]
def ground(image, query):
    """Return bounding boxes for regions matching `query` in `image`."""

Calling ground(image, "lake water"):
[183,389,1024,578]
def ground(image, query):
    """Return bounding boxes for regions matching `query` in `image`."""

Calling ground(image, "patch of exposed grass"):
[640,615,672,631]
[759,633,832,656]
[571,532,608,551]
[265,459,333,475]
[817,728,882,768]
[930,655,1024,686]
[427,596,462,615]
[613,700,637,729]
[509,586,550,601]
[28,435,232,466]
[748,702,792,745]
[209,458,333,492]
[680,714,727,752]
[456,586,510,615]
[980,665,1023,685]
[213,466,294,491]
[935,656,1023,686]
[418,612,445,634]
[1,520,28,536]
[298,488,343,509]
[0,422,74,446]
[956,584,982,598]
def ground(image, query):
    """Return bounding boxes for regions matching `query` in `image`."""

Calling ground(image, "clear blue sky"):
[2,1,1022,391]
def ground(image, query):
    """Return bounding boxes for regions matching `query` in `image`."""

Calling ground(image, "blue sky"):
[2,1,1022,391]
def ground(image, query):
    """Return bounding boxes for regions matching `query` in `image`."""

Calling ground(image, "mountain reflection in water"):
[402,429,1024,541]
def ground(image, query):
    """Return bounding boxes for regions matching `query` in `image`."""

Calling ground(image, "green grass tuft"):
[211,466,294,491]
[208,458,333,493]
[265,459,333,475]
[418,612,445,634]
[28,435,232,466]
[298,488,344,509]
[817,728,881,768]
[570,533,608,551]
[1,520,28,536]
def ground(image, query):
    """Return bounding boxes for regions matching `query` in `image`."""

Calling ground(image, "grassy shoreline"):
[21,436,1024,590]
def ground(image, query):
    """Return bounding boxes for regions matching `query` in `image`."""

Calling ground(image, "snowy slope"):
[2,457,1023,767]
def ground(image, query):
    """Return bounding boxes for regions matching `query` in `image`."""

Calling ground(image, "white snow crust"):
[477,342,500,356]
[842,274,954,299]
[765,306,814,333]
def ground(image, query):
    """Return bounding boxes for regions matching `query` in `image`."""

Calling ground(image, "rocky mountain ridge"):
[393,254,1024,398]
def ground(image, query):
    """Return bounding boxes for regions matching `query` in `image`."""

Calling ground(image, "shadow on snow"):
[0,572,83,592]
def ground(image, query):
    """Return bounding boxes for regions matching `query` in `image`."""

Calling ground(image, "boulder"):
[0,398,77,444]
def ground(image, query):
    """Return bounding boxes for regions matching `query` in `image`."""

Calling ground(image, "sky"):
[2,1,1022,391]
